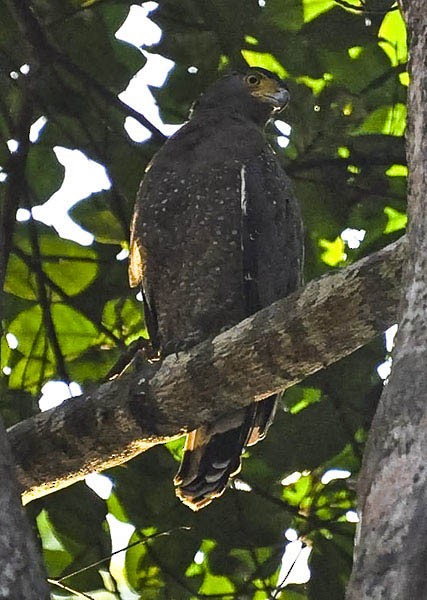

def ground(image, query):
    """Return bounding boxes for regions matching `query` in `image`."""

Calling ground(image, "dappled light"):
[38,380,82,411]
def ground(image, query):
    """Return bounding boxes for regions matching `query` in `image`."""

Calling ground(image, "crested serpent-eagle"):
[129,67,304,510]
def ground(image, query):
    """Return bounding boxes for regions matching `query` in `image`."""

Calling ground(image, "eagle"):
[129,67,303,510]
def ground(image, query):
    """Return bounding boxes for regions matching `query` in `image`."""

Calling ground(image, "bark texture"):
[346,2,427,598]
[8,237,405,504]
[0,420,49,598]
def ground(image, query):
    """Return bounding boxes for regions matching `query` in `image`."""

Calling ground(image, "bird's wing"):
[129,211,146,288]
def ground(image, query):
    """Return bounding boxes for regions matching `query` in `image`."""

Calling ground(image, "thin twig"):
[0,90,33,333]
[55,526,191,583]
[47,578,96,599]
[57,54,167,142]
[26,212,71,382]
[271,543,306,599]
[13,245,124,347]
[333,0,398,13]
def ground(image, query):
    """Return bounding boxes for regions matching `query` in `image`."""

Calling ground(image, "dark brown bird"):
[129,67,303,510]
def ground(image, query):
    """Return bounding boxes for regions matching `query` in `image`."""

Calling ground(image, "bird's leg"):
[105,336,161,380]
[163,338,187,360]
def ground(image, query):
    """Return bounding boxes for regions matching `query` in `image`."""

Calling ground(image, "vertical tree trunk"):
[0,420,49,599]
[346,2,427,598]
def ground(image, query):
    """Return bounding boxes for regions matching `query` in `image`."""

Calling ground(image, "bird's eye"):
[246,74,261,86]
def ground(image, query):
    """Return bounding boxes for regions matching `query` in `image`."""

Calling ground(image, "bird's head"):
[191,67,289,125]
[242,67,289,112]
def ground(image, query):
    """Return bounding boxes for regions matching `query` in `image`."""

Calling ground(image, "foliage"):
[0,0,406,598]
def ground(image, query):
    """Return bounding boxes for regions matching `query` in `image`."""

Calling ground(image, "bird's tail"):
[174,395,278,510]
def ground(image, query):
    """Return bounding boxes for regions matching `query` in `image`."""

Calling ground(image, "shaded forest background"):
[0,0,407,598]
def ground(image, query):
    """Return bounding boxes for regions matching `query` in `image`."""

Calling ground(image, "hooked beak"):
[265,87,290,112]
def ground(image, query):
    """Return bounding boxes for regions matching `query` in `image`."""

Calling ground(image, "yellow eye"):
[246,74,261,86]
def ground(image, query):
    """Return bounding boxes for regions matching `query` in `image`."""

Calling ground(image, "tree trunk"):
[346,2,427,598]
[0,419,49,598]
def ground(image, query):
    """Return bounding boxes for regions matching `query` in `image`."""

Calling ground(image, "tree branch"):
[8,236,406,504]
[8,0,167,143]
[0,89,33,336]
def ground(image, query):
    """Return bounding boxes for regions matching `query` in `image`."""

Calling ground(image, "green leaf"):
[308,534,351,600]
[319,237,346,267]
[199,572,235,595]
[102,298,145,342]
[70,192,126,244]
[67,347,119,385]
[301,7,372,51]
[107,490,130,524]
[0,3,32,67]
[8,304,99,361]
[51,304,101,355]
[9,228,99,298]
[49,3,144,93]
[37,510,74,578]
[4,254,37,300]
[319,43,390,95]
[241,50,287,78]
[0,139,10,164]
[41,484,110,591]
[284,386,322,414]
[384,206,407,234]
[8,305,51,359]
[125,532,163,595]
[280,591,309,599]
[385,164,408,177]
[26,145,64,202]
[282,473,312,507]
[303,0,335,23]
[262,0,305,32]
[378,8,407,65]
[355,103,406,136]
[8,355,54,393]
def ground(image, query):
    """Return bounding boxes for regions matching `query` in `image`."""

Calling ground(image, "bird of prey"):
[129,67,303,510]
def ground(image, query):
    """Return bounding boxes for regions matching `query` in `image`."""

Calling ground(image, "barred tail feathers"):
[174,395,278,511]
